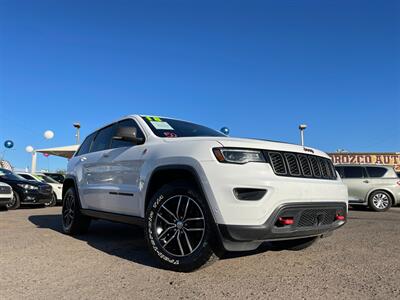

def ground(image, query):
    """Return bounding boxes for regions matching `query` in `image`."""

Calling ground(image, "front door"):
[100,118,147,216]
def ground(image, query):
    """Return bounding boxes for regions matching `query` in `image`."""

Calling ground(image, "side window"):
[335,166,344,178]
[91,124,117,153]
[111,119,145,149]
[343,166,364,178]
[366,167,387,178]
[75,132,96,156]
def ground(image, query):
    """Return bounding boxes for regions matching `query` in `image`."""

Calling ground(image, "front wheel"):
[62,187,91,235]
[270,236,319,251]
[6,191,20,210]
[45,193,57,207]
[145,181,217,272]
[368,191,392,212]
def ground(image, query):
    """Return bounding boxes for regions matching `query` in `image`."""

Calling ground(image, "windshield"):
[0,169,26,181]
[35,174,59,184]
[141,116,225,138]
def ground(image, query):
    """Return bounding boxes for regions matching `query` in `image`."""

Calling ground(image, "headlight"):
[213,148,266,164]
[17,184,38,190]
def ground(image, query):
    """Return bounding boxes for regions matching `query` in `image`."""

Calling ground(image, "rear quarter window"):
[366,167,388,178]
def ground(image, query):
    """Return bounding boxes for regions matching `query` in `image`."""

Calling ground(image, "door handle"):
[102,153,109,158]
[80,157,87,162]
[363,180,369,183]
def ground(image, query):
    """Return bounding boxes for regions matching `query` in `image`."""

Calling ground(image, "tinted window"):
[366,167,387,178]
[343,166,364,178]
[111,119,145,149]
[335,166,344,178]
[0,168,26,181]
[141,116,225,138]
[76,132,96,156]
[91,124,117,152]
[19,174,35,180]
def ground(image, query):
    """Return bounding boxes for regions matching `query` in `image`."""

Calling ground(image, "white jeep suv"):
[63,115,348,271]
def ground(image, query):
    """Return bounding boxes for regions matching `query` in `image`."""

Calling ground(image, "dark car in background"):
[43,172,65,184]
[0,168,53,209]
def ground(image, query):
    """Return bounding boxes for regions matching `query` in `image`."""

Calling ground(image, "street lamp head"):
[73,123,81,129]
[299,124,307,130]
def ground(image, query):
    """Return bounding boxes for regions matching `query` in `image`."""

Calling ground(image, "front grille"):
[39,185,52,194]
[298,209,337,227]
[0,186,11,194]
[265,150,337,180]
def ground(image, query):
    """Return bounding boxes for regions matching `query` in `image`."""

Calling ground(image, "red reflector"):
[335,215,345,221]
[278,217,294,225]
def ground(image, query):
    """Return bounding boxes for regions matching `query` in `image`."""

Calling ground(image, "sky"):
[0,0,399,171]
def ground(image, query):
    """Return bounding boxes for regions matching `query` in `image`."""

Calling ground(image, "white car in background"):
[62,115,348,272]
[17,172,62,206]
[0,182,13,208]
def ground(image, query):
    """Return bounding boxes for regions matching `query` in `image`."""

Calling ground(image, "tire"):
[62,187,91,235]
[6,191,20,210]
[44,193,57,207]
[270,236,319,251]
[145,181,217,272]
[368,190,392,212]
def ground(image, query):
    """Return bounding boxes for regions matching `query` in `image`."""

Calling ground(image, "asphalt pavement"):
[1,206,399,299]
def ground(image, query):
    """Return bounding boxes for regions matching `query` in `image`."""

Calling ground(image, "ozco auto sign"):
[328,153,400,172]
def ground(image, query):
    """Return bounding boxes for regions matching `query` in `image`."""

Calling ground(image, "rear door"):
[73,131,99,209]
[340,166,370,203]
[80,123,118,211]
[365,166,396,191]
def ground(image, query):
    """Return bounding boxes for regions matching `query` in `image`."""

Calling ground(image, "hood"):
[216,137,329,158]
[162,136,329,158]
[0,178,49,186]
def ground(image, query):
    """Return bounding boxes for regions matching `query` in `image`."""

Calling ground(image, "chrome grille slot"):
[309,156,321,178]
[298,154,312,177]
[320,158,331,178]
[268,152,286,175]
[284,153,301,176]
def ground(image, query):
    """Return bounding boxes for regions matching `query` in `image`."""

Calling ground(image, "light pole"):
[73,123,81,144]
[298,124,307,146]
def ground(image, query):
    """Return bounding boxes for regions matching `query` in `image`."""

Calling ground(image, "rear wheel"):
[368,191,392,212]
[270,236,319,251]
[62,187,91,235]
[6,191,20,210]
[145,181,217,272]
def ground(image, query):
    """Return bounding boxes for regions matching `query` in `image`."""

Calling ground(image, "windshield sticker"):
[150,121,174,130]
[163,132,177,138]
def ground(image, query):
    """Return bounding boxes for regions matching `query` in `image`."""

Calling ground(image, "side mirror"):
[113,127,144,145]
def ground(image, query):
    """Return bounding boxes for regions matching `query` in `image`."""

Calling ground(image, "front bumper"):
[199,161,349,225]
[0,197,12,206]
[217,202,347,251]
[20,191,52,204]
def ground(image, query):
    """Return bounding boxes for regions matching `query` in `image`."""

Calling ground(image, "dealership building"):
[328,152,400,172]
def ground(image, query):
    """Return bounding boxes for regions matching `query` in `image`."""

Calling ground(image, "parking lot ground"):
[1,206,400,300]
